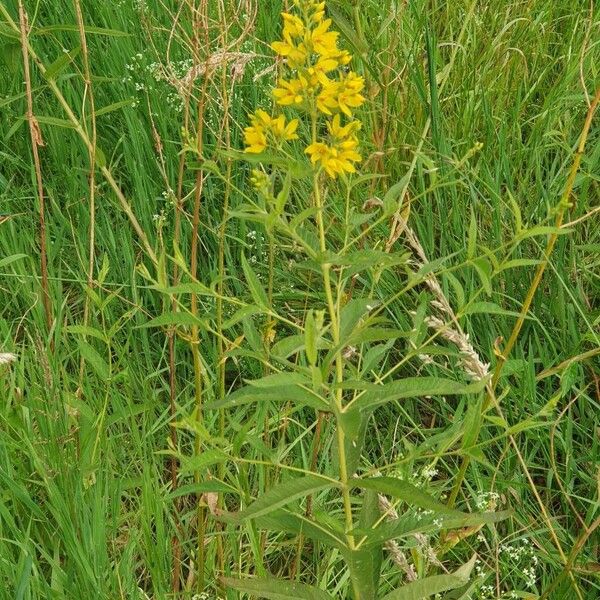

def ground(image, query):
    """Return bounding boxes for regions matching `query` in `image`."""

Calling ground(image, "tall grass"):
[0,0,598,598]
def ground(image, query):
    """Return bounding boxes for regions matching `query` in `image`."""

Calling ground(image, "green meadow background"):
[0,0,598,598]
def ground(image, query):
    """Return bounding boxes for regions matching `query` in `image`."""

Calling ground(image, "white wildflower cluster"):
[500,538,539,589]
[246,230,268,266]
[420,465,439,481]
[475,490,500,511]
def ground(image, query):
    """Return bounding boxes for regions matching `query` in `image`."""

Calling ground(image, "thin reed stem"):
[18,2,52,333]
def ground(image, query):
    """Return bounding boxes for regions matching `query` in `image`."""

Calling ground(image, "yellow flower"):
[316,78,340,115]
[305,114,362,178]
[273,77,307,106]
[244,110,299,153]
[306,55,339,85]
[336,71,365,116]
[271,115,300,141]
[306,18,339,56]
[328,113,361,139]
[244,123,267,153]
[271,12,308,67]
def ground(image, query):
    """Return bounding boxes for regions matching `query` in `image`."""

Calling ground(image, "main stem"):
[311,114,355,553]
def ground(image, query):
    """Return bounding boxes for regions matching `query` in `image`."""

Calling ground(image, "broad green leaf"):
[66,325,107,344]
[353,477,456,514]
[462,301,523,318]
[305,310,318,366]
[221,576,334,599]
[77,339,109,380]
[348,489,383,598]
[340,298,377,341]
[472,257,492,295]
[247,372,311,388]
[257,510,346,551]
[382,174,411,216]
[359,509,511,547]
[44,47,80,79]
[380,555,476,599]
[515,225,569,242]
[138,311,203,329]
[224,474,338,522]
[222,305,265,329]
[207,383,328,411]
[347,377,486,413]
[242,253,269,307]
[179,449,229,474]
[499,258,541,272]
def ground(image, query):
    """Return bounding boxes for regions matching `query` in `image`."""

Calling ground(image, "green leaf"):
[94,98,136,117]
[360,509,511,547]
[224,475,338,522]
[138,311,203,329]
[256,510,346,551]
[467,207,477,259]
[472,257,492,295]
[241,253,269,308]
[222,305,265,329]
[221,576,334,599]
[382,174,411,216]
[247,372,311,388]
[35,25,129,37]
[340,299,377,341]
[353,477,456,513]
[348,489,383,598]
[0,253,27,268]
[305,310,318,366]
[77,339,109,380]
[380,555,476,599]
[347,377,486,413]
[44,46,80,79]
[462,301,523,318]
[66,324,108,344]
[207,383,328,411]
[34,116,76,129]
[179,449,229,474]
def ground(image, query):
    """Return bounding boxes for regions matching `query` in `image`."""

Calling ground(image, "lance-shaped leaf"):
[346,377,487,414]
[223,474,339,522]
[222,576,334,599]
[346,490,383,598]
[380,555,477,599]
[241,253,269,308]
[207,374,328,411]
[353,477,459,513]
[355,509,511,548]
[256,509,347,551]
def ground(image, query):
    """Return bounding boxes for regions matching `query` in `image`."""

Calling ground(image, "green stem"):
[310,111,355,556]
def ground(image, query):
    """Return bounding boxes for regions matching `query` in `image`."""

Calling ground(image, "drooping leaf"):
[207,381,328,411]
[380,555,477,599]
[347,377,486,414]
[257,509,346,551]
[221,576,334,599]
[223,474,339,522]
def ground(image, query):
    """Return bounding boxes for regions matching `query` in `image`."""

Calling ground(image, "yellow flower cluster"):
[244,109,299,154]
[244,0,364,179]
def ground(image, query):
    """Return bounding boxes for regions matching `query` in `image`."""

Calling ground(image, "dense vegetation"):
[0,0,598,598]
